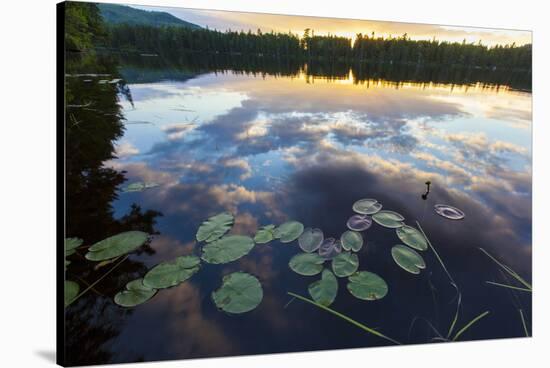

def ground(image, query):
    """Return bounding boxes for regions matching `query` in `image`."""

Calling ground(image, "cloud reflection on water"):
[106,71,531,359]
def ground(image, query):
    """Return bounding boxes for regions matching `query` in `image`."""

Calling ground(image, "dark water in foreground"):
[64,53,532,365]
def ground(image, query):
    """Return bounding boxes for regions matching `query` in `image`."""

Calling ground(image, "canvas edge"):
[56,1,66,367]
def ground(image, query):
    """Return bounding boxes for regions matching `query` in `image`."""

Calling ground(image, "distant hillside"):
[97,3,201,28]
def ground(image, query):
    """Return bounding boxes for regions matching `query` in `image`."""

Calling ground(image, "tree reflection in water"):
[64,52,162,366]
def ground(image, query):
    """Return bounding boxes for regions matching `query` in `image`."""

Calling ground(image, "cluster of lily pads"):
[65,198,464,313]
[283,198,432,307]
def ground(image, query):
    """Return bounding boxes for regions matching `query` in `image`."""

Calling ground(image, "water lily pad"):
[114,278,157,307]
[254,225,275,244]
[122,182,159,193]
[201,235,255,264]
[318,238,342,259]
[143,255,201,289]
[372,210,405,228]
[124,182,145,192]
[273,221,304,243]
[391,244,426,274]
[85,231,148,261]
[340,230,363,252]
[196,212,234,243]
[289,253,325,275]
[65,280,79,306]
[396,225,428,251]
[332,252,359,277]
[308,269,338,306]
[65,238,82,256]
[298,228,324,253]
[347,271,388,300]
[434,204,465,220]
[347,214,373,231]
[353,198,382,215]
[212,272,263,314]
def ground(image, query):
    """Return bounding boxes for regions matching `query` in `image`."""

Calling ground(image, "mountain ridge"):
[97,3,201,29]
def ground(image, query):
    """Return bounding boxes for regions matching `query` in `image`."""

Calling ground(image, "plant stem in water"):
[66,255,129,307]
[519,309,529,337]
[287,292,401,345]
[452,311,490,341]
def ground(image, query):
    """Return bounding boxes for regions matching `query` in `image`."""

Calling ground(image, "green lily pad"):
[85,231,148,261]
[340,230,363,252]
[372,210,405,228]
[114,278,157,307]
[289,253,325,276]
[391,244,426,274]
[201,235,255,264]
[273,221,304,243]
[308,269,338,306]
[319,238,343,259]
[143,255,201,289]
[122,182,159,193]
[332,252,359,277]
[396,225,428,251]
[196,212,234,243]
[65,237,82,256]
[347,271,388,300]
[254,225,275,244]
[212,272,263,314]
[353,198,382,215]
[65,280,79,306]
[123,182,145,192]
[298,228,324,253]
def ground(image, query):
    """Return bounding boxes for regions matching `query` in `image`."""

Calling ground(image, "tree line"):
[63,2,531,71]
[104,24,531,70]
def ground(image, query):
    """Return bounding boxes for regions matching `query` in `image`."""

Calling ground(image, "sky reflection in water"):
[105,69,531,362]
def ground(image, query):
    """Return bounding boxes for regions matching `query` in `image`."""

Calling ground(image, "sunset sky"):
[131,5,531,46]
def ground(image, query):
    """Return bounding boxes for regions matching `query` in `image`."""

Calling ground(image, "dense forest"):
[65,2,531,72]
[104,24,531,70]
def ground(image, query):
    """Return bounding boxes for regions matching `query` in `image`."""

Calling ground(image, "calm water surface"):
[65,53,531,365]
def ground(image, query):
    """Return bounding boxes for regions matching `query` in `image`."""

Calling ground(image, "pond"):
[64,52,531,365]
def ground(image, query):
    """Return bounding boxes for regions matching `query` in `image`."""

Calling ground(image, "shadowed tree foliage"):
[64,2,106,51]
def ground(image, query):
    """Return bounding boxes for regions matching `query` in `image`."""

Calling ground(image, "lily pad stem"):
[66,255,129,307]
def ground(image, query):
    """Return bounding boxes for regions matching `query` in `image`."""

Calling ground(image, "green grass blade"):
[416,222,456,285]
[452,311,490,341]
[479,248,532,290]
[446,292,462,339]
[416,221,462,339]
[288,292,401,345]
[519,309,529,337]
[485,281,532,293]
[283,296,296,309]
